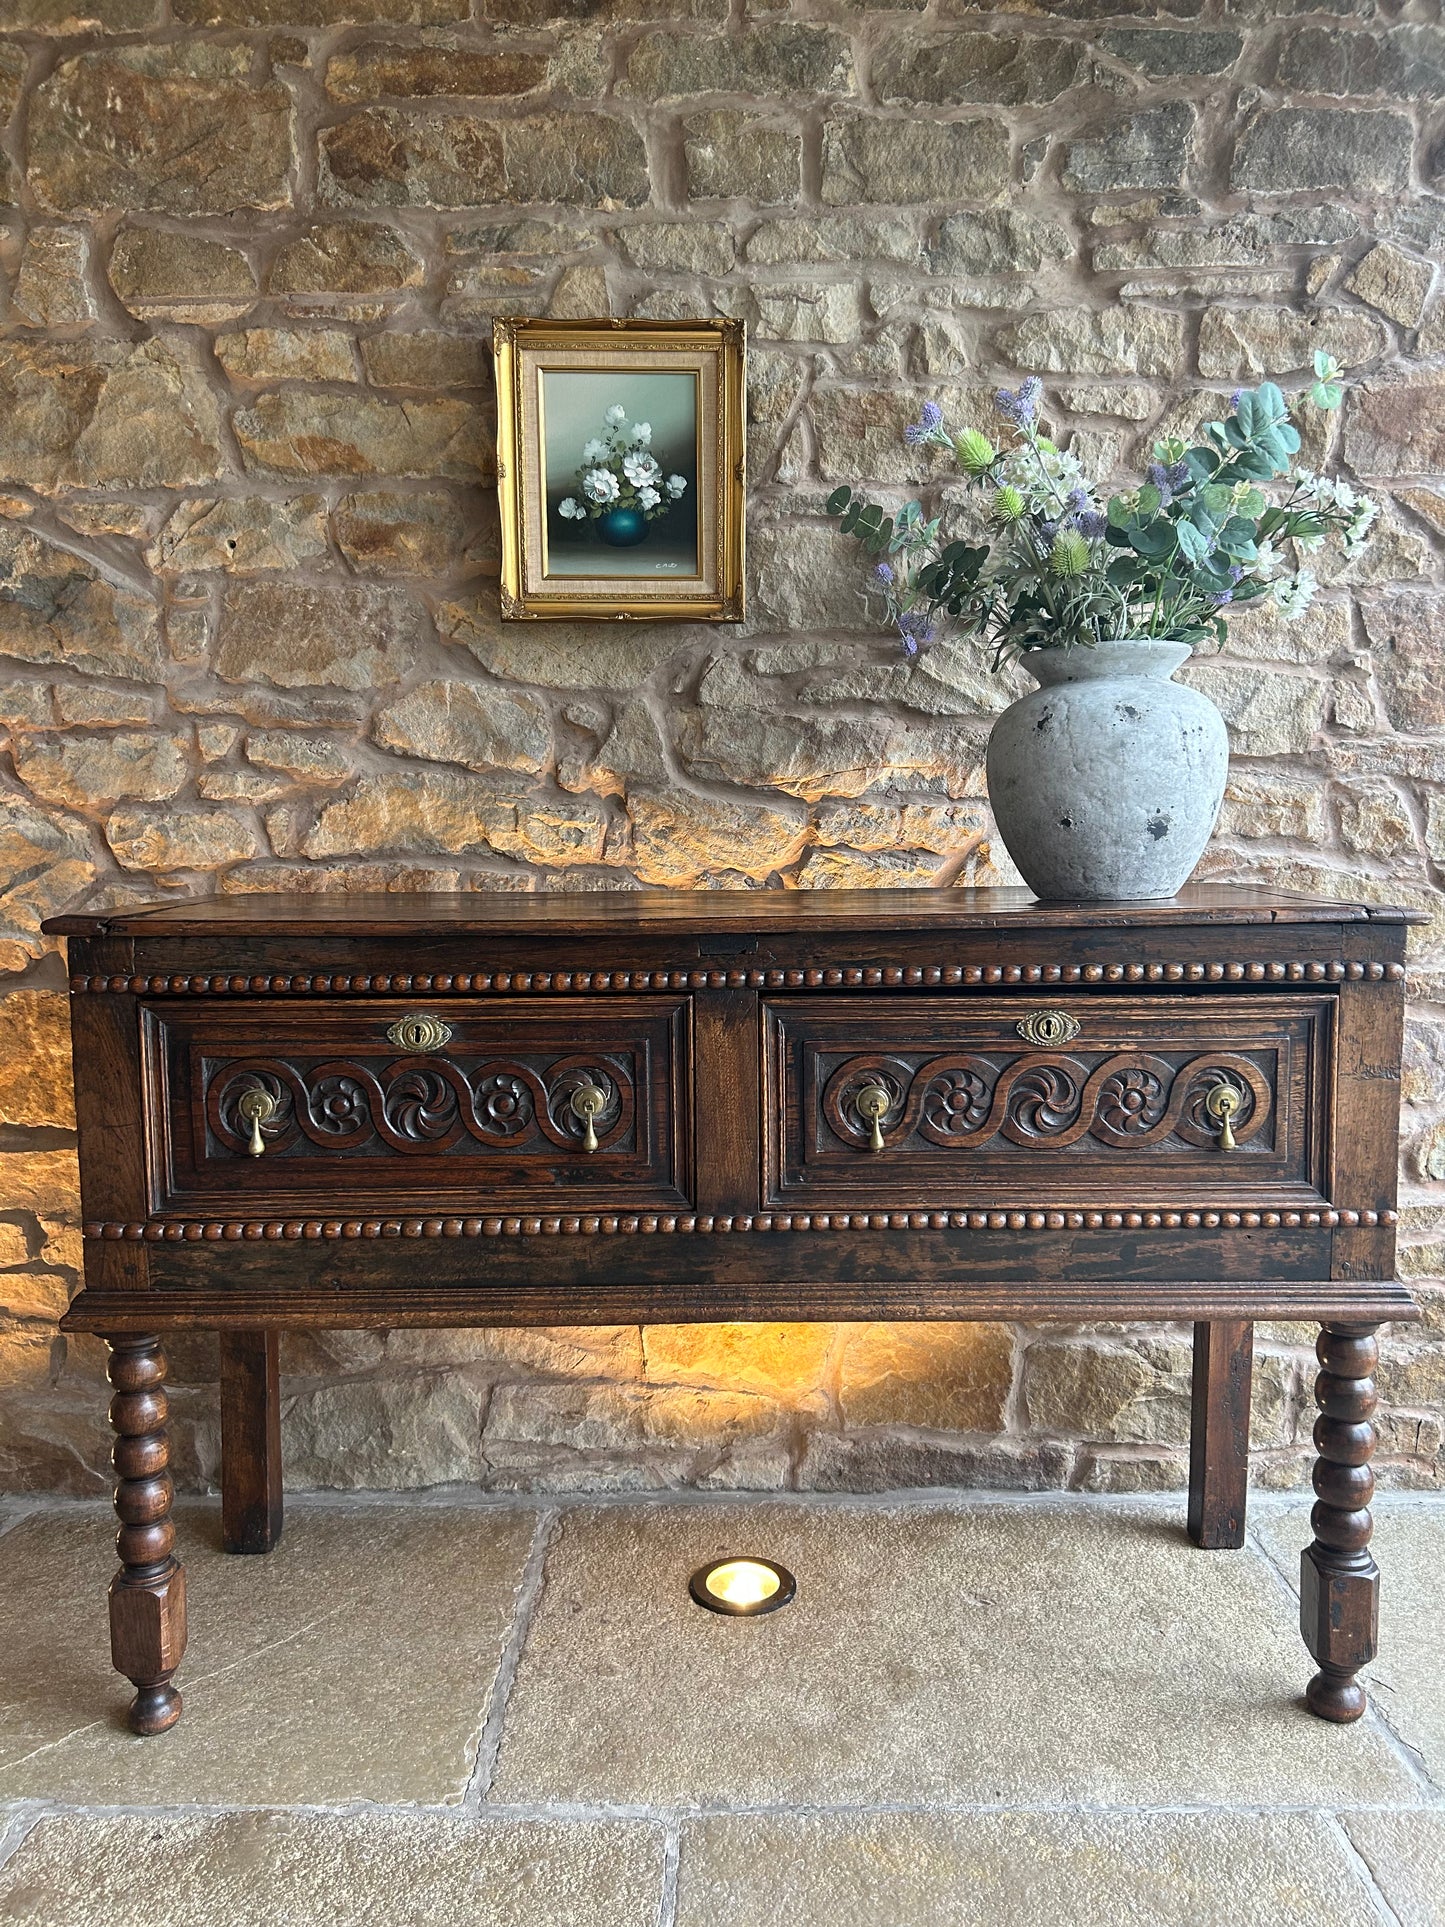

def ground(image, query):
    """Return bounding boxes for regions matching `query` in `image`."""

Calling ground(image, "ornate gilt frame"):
[494,316,746,622]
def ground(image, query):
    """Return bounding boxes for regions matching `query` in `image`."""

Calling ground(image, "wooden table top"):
[43,883,1421,940]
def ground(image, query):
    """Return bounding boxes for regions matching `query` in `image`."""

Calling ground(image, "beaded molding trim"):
[87,1206,1391,1242]
[71,959,1405,996]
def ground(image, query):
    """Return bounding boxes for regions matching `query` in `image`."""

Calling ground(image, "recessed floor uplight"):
[689,1555,796,1617]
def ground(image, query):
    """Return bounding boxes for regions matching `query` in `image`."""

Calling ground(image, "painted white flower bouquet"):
[557,404,688,529]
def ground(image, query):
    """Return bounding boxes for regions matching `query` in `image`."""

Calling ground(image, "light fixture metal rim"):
[688,1554,797,1617]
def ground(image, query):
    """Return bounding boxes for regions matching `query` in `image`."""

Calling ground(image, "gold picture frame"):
[494,316,745,622]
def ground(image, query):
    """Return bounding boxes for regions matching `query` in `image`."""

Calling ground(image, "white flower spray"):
[561,407,688,530]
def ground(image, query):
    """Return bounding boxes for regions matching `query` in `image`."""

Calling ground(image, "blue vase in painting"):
[596,506,648,547]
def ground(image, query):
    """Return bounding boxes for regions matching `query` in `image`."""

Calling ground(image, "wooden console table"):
[47,886,1419,1735]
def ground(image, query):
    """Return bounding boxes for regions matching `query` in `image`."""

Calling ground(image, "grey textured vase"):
[985,638,1229,901]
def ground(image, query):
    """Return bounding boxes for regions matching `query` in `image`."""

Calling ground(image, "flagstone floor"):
[0,1490,1441,1925]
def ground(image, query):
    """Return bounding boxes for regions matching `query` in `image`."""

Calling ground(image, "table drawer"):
[144,997,692,1215]
[765,994,1331,1211]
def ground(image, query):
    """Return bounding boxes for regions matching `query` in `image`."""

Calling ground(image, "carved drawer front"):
[145,997,692,1216]
[766,994,1332,1211]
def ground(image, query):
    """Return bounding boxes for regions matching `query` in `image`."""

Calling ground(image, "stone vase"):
[984,638,1229,901]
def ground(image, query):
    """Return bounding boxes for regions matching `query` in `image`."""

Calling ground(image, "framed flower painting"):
[493,317,745,621]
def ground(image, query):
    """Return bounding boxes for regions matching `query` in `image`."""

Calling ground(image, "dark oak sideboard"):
[45,886,1419,1737]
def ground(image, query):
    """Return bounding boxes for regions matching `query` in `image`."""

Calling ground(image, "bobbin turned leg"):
[1301,1323,1379,1724]
[106,1336,187,1735]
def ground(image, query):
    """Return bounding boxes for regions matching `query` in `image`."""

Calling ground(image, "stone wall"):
[1,0,1443,1499]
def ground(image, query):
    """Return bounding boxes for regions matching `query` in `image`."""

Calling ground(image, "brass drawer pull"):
[1016,1010,1080,1047]
[237,1087,277,1158]
[569,1082,608,1153]
[1205,1080,1242,1151]
[387,1015,453,1052]
[854,1083,891,1153]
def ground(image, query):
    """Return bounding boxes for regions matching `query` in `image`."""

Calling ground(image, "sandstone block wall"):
[1,0,1443,1498]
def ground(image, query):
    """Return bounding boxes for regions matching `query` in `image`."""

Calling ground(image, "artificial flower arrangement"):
[825,352,1377,664]
[557,404,688,527]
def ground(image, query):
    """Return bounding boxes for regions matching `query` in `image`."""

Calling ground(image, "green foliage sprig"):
[826,353,1376,667]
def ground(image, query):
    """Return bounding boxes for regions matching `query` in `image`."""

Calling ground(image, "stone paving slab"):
[0,1812,664,1927]
[1255,1500,1445,1793]
[1346,1811,1445,1927]
[491,1501,1423,1809]
[0,1504,536,1807]
[673,1810,1386,1927]
[1,1495,1441,1925]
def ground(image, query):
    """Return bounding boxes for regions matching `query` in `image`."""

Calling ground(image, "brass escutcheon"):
[1204,1079,1243,1152]
[386,1014,454,1052]
[236,1087,277,1158]
[1016,1010,1081,1047]
[854,1082,892,1153]
[569,1082,608,1154]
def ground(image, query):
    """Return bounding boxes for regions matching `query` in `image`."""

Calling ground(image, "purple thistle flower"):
[1038,518,1060,543]
[1144,460,1176,508]
[905,399,945,444]
[874,561,894,583]
[1227,564,1244,584]
[1229,389,1245,412]
[1211,589,1234,607]
[994,377,1042,428]
[1166,459,1191,492]
[1077,510,1108,539]
[899,633,920,659]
